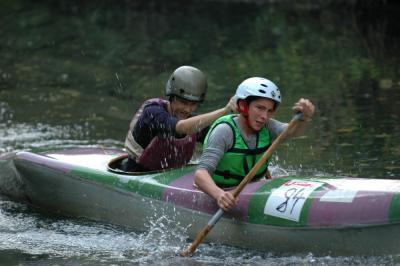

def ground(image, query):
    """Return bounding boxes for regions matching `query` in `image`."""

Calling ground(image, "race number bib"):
[264,180,323,221]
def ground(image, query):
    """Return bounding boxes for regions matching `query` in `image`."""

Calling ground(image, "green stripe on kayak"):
[247,177,325,226]
[389,193,400,223]
[70,165,195,200]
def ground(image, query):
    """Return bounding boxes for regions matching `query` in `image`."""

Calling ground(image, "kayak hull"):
[3,148,400,255]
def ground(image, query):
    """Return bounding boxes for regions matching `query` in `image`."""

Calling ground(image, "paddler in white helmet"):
[194,77,315,211]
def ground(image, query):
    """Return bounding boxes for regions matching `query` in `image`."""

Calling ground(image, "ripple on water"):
[0,121,123,154]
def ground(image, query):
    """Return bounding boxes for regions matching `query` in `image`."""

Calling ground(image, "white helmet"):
[236,77,281,107]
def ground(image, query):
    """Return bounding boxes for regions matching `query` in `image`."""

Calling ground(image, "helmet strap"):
[237,100,248,115]
[237,100,252,128]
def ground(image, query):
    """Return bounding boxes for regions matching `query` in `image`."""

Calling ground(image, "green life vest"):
[204,114,271,187]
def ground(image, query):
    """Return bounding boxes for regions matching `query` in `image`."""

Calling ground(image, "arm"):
[194,123,238,211]
[175,96,237,135]
[195,169,237,211]
[286,98,315,138]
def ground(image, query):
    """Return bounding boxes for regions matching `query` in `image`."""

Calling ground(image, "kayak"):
[2,148,400,255]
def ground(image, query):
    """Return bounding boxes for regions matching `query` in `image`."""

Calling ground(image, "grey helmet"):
[165,66,207,102]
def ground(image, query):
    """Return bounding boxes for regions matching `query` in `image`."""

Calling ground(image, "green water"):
[1,0,400,264]
[1,0,399,178]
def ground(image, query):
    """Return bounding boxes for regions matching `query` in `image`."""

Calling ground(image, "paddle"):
[180,113,303,257]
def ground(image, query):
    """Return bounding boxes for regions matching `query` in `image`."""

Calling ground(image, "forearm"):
[286,120,310,138]
[194,169,224,200]
[176,107,229,135]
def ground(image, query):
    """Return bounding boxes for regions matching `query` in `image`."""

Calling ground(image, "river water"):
[1,0,400,264]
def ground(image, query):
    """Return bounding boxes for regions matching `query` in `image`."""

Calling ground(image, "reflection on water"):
[1,0,400,264]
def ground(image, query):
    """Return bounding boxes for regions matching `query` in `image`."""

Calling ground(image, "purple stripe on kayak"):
[307,190,393,226]
[16,151,74,173]
[162,172,217,213]
[230,179,268,221]
[163,174,267,222]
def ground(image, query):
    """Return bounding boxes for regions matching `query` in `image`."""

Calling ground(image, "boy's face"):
[246,98,275,131]
[170,97,198,120]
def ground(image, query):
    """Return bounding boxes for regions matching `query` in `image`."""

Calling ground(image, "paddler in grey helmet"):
[122,66,237,172]
[194,77,315,211]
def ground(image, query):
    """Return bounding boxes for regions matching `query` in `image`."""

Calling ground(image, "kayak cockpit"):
[107,154,154,175]
[106,153,197,176]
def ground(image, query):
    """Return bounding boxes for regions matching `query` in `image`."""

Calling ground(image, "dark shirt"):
[132,103,208,149]
[123,103,208,172]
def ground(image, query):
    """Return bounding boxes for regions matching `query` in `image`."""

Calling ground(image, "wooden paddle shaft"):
[181,209,224,256]
[181,114,302,257]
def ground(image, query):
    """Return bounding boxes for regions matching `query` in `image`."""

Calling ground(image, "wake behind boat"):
[1,147,400,255]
